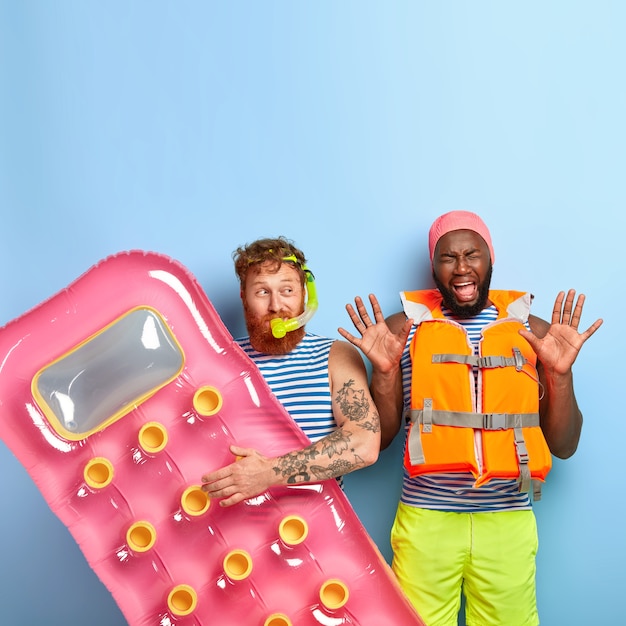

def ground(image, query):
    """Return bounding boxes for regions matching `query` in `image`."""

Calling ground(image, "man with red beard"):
[201,237,381,506]
[339,211,603,626]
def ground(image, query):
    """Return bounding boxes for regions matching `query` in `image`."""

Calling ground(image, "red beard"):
[245,309,306,354]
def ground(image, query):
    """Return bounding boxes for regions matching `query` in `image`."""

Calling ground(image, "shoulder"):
[329,339,368,373]
[528,313,550,338]
[386,311,409,333]
[330,338,362,361]
[300,333,335,352]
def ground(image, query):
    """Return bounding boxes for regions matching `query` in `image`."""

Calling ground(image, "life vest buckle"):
[480,355,500,368]
[513,347,525,371]
[483,413,507,430]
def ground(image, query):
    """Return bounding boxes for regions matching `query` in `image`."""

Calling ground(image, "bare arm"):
[520,290,603,458]
[201,340,380,506]
[338,294,413,449]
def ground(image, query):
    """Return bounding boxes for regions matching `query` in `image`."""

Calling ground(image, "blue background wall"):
[0,2,621,624]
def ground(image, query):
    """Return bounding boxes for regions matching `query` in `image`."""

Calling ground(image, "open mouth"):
[452,281,478,303]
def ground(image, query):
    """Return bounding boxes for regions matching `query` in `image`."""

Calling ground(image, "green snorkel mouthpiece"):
[270,262,318,339]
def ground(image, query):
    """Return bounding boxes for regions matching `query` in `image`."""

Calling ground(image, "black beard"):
[432,265,493,319]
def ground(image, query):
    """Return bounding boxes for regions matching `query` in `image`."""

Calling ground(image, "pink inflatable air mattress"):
[0,251,424,626]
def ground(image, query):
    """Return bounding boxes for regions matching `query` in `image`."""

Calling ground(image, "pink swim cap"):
[428,211,495,264]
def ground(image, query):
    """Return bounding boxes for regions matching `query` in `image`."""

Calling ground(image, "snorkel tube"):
[270,261,318,339]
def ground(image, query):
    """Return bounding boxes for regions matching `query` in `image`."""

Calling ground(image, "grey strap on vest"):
[408,408,540,431]
[514,425,531,493]
[432,347,526,371]
[407,403,540,494]
[407,399,430,465]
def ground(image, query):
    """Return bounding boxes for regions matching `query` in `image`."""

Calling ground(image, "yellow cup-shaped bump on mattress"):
[138,421,168,454]
[84,457,114,489]
[278,515,309,546]
[320,578,349,611]
[264,614,293,626]
[193,385,223,416]
[126,521,157,553]
[181,485,211,516]
[167,584,197,617]
[223,549,253,581]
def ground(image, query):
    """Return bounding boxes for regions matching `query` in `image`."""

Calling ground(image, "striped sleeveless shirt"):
[399,305,533,512]
[236,333,337,444]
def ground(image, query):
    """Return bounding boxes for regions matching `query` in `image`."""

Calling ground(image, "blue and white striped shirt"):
[236,333,337,444]
[399,305,533,512]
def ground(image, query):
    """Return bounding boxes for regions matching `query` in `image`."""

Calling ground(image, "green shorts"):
[390,503,539,626]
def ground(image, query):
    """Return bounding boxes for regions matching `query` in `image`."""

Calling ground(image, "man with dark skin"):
[340,211,602,626]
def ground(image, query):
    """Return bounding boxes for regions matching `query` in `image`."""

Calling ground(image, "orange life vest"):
[402,289,552,494]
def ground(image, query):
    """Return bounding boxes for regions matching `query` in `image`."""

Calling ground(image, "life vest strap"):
[407,399,431,464]
[407,406,541,493]
[432,347,526,371]
[514,426,531,492]
[408,408,540,431]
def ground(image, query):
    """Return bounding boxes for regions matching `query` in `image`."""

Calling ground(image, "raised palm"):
[520,290,603,375]
[338,294,413,374]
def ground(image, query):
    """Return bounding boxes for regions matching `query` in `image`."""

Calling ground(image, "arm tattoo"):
[272,421,366,483]
[270,380,379,484]
[272,448,320,484]
[310,459,357,480]
[335,379,381,433]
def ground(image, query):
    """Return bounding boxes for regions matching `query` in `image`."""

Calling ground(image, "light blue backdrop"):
[0,2,621,625]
